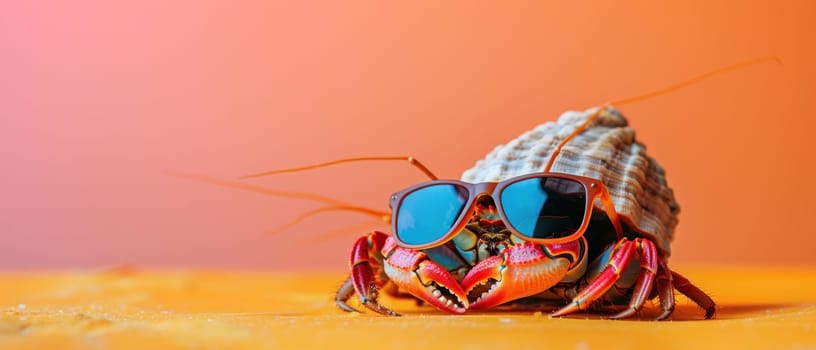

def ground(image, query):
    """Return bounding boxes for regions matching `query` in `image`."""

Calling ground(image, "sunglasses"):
[389,172,624,249]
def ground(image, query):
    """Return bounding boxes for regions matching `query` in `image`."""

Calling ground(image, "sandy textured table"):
[1,267,814,349]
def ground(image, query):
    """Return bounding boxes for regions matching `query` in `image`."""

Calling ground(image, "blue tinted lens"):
[500,177,586,239]
[396,184,468,246]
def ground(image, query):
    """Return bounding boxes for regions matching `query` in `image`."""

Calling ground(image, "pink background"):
[1,1,815,269]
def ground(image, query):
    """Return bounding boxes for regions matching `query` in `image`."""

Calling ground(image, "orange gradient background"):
[1,1,814,270]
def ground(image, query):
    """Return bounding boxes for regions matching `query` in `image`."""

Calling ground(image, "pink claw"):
[462,242,573,309]
[383,243,468,314]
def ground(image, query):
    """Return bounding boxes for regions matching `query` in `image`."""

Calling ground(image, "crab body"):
[336,107,716,319]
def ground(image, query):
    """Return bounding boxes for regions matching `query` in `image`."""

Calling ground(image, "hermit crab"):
[174,57,781,319]
[327,106,715,320]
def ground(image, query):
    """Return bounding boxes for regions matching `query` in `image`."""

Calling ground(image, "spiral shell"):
[461,107,679,256]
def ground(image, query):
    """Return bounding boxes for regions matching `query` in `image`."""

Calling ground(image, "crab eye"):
[395,184,468,246]
[500,177,587,240]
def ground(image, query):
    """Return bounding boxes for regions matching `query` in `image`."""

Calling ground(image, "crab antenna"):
[543,107,608,172]
[166,171,358,207]
[167,171,392,237]
[294,219,388,246]
[266,205,390,236]
[543,55,781,172]
[610,55,781,107]
[239,156,438,180]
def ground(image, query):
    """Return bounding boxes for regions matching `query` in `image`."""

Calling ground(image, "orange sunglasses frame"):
[389,172,624,250]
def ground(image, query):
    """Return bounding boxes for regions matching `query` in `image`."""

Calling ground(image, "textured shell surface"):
[461,107,679,256]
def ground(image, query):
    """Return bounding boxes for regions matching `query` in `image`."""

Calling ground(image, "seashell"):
[461,107,679,256]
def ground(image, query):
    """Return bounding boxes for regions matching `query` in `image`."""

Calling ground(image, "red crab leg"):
[551,239,635,317]
[342,231,400,316]
[610,238,658,319]
[654,259,676,320]
[335,276,358,313]
[672,270,717,319]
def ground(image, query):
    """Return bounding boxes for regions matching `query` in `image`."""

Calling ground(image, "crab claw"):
[383,244,469,314]
[462,242,571,309]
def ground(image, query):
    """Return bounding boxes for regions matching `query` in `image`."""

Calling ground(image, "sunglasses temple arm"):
[599,189,625,239]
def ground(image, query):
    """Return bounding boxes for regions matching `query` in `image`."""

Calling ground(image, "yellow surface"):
[1,267,814,349]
